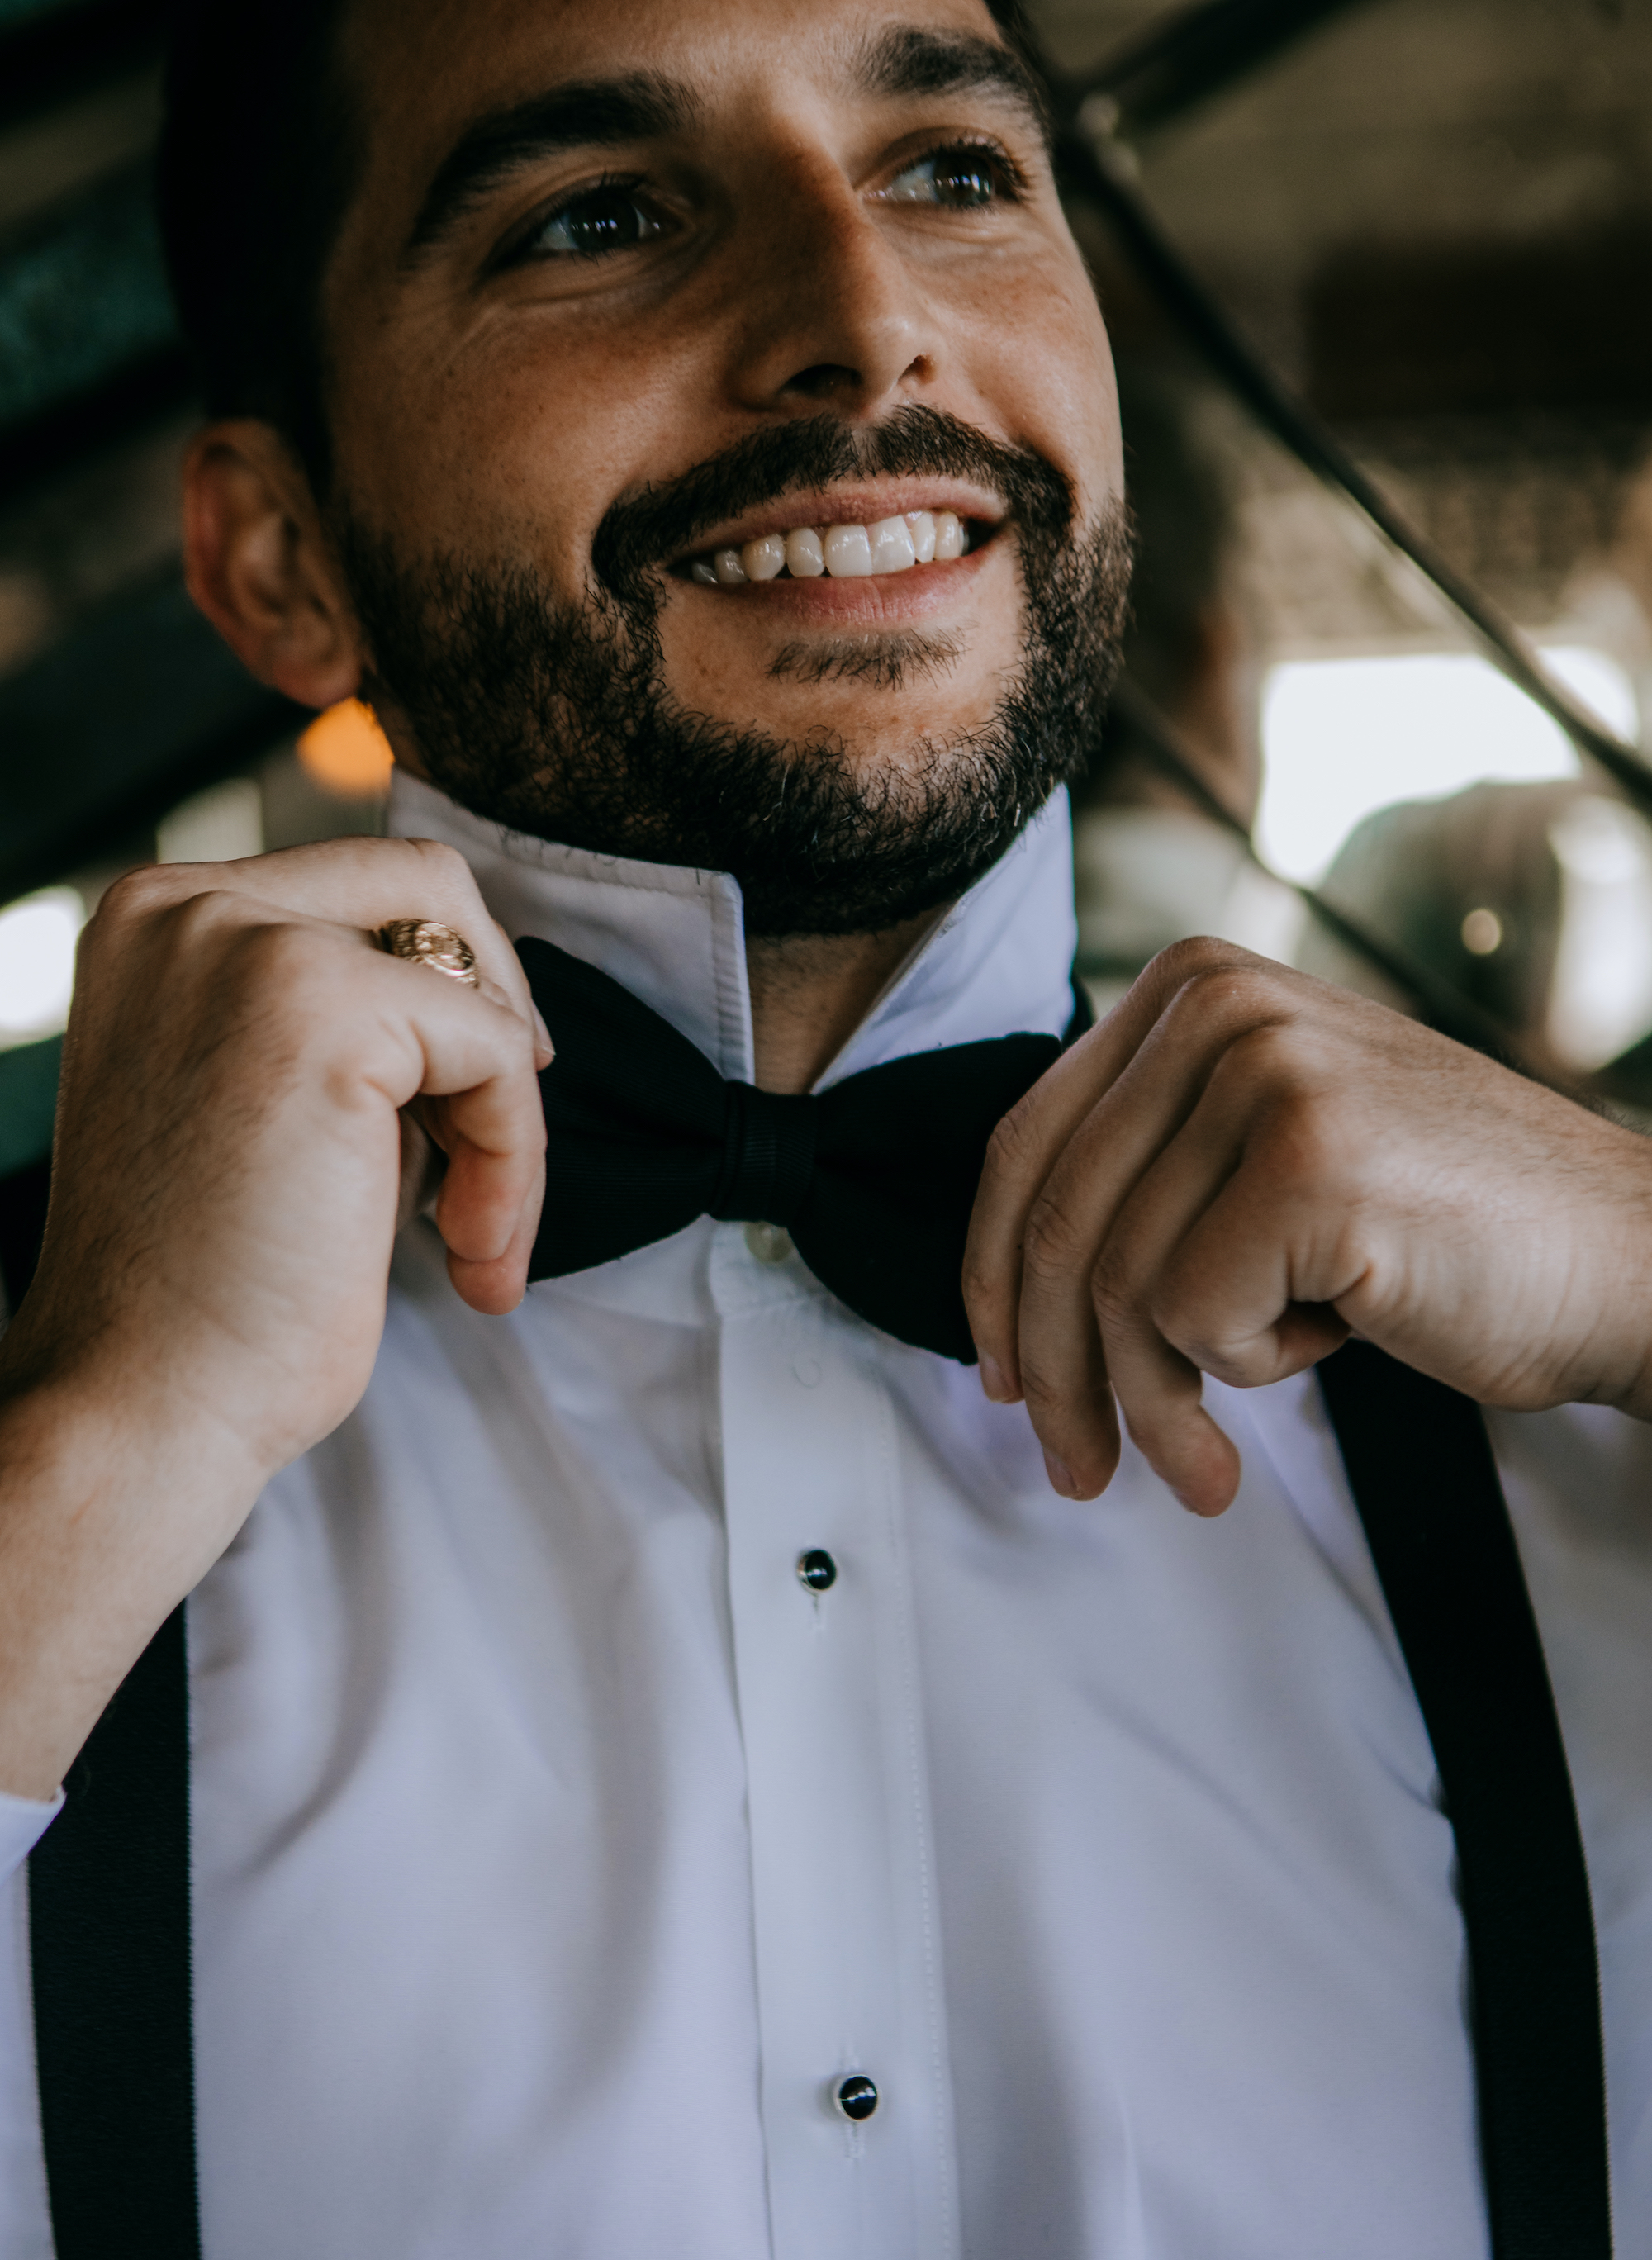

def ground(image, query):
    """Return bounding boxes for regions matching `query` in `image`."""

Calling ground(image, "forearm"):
[0,1359,266,1801]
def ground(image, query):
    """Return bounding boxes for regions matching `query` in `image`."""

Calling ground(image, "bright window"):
[1256,647,1638,884]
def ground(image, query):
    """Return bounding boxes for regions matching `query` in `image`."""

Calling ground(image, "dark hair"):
[156,0,1047,496]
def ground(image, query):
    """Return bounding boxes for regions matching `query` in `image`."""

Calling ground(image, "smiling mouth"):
[681,508,990,588]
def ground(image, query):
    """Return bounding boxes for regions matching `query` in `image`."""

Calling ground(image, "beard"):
[337,406,1132,938]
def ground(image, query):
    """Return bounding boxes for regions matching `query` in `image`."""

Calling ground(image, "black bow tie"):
[518,937,1082,1362]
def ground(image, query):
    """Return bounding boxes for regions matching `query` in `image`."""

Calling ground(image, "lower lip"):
[676,534,1001,624]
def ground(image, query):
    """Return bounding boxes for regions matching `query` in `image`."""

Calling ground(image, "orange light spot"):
[297,700,395,799]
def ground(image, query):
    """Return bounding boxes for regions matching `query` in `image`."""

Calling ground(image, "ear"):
[182,420,363,710]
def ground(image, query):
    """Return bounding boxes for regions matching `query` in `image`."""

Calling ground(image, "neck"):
[747,914,944,1092]
[383,772,1080,1092]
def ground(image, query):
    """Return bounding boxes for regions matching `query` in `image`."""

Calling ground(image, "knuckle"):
[981,1092,1039,1188]
[1237,1071,1346,1190]
[1147,1279,1219,1370]
[958,1247,996,1321]
[164,884,240,944]
[89,862,173,934]
[1089,1248,1139,1338]
[1016,1351,1066,1420]
[1174,963,1282,1028]
[1198,1014,1319,1122]
[1151,933,1250,985]
[1225,1015,1305,1072]
[1145,938,1274,1022]
[1021,1189,1087,1281]
[403,836,475,900]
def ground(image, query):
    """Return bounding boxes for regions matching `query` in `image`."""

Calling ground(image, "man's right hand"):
[0,834,548,1801]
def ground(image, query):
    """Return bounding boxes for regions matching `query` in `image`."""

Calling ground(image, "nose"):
[726,155,938,420]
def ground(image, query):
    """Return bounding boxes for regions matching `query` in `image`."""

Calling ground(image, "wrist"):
[0,1358,268,1800]
[1572,1145,1652,1422]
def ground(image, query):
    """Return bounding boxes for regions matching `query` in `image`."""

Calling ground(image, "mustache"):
[589,404,1077,604]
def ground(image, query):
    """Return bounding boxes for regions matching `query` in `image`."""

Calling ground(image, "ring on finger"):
[375,919,480,988]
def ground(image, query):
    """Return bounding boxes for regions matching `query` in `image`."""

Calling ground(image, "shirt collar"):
[388,772,1078,1088]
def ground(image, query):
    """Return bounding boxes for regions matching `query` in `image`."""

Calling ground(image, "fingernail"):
[1043,1450,1078,1498]
[979,1351,1010,1402]
[530,1004,553,1061]
[1173,1486,1222,1517]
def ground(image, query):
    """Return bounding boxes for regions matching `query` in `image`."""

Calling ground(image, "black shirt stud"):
[835,2073,879,2121]
[797,1549,838,1592]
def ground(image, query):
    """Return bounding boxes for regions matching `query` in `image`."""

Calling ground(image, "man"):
[2,1,1652,2253]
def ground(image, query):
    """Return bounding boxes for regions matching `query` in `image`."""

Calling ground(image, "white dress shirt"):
[4,777,1652,2259]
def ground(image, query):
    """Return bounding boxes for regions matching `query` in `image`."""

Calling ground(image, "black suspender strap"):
[27,1605,202,2259]
[1318,1340,1612,2260]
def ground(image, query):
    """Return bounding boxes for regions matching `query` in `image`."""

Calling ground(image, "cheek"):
[961,259,1120,520]
[332,314,714,592]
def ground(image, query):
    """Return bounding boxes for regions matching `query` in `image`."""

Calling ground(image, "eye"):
[525,179,670,259]
[879,142,1022,210]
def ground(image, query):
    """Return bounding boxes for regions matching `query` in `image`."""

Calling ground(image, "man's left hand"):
[963,938,1652,1513]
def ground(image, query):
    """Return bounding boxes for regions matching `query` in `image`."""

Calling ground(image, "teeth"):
[824,524,874,577]
[869,515,917,573]
[741,533,786,582]
[691,507,975,586]
[785,527,825,577]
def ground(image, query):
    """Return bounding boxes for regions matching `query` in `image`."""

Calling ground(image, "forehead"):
[338,0,1021,200]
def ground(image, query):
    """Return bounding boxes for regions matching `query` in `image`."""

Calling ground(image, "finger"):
[140,835,537,1026]
[1127,1033,1369,1390]
[1092,1066,1355,1514]
[445,1147,545,1315]
[347,951,545,1294]
[963,938,1266,1398]
[377,959,520,1037]
[965,1028,1126,1403]
[1149,1177,1355,1395]
[423,1051,546,1276]
[339,883,550,1075]
[429,1090,545,1265]
[1009,966,1285,1493]
[1085,1097,1251,1515]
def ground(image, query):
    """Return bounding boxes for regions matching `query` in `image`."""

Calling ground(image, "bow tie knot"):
[518,936,1083,1361]
[711,1084,817,1230]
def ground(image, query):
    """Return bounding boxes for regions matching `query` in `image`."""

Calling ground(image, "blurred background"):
[4,0,1652,1231]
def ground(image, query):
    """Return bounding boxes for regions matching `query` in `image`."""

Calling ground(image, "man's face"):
[317,0,1127,930]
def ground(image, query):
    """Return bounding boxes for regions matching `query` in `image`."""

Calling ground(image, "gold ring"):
[376,919,480,988]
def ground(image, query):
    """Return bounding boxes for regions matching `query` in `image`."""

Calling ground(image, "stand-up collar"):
[388,772,1078,1089]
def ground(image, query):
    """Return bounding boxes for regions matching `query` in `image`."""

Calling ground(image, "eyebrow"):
[402,27,1051,266]
[405,74,699,260]
[851,25,1052,141]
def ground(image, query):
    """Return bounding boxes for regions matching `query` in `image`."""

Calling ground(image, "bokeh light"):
[297,700,396,799]
[0,887,84,1047]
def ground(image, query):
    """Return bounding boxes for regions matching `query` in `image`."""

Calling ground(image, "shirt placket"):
[711,1223,961,2260]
